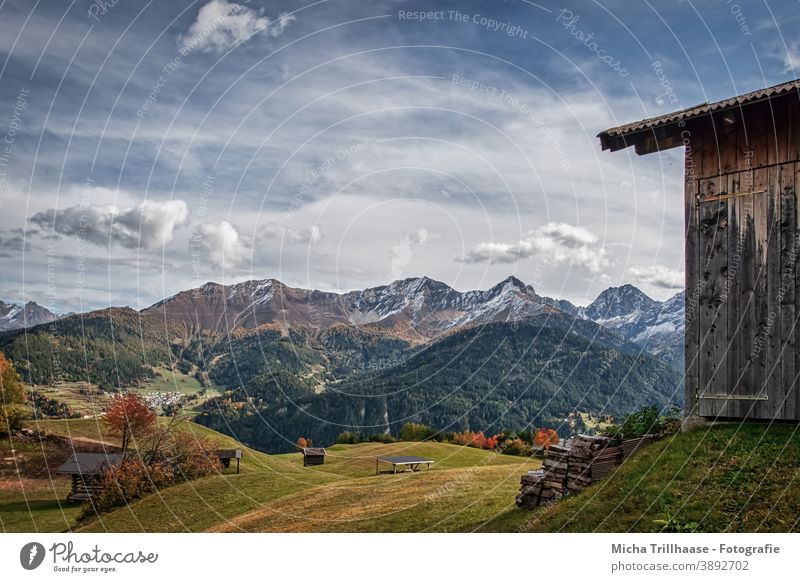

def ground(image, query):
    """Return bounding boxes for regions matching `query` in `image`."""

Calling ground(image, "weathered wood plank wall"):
[685,96,800,420]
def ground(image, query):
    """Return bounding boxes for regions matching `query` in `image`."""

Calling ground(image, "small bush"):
[501,437,532,456]
[605,405,681,439]
[368,433,397,443]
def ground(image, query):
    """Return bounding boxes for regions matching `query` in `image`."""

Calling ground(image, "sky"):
[0,0,798,314]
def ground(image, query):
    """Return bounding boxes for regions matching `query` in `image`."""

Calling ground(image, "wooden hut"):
[57,453,123,503]
[598,79,800,422]
[301,447,326,466]
[214,449,242,473]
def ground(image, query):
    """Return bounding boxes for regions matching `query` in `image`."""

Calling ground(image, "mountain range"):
[0,276,684,452]
[142,276,684,366]
[0,300,61,332]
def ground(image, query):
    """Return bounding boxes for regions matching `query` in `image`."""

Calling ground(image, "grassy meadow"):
[3,419,799,533]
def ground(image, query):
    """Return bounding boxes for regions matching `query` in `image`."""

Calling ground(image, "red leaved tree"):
[104,392,156,452]
[533,427,559,450]
[452,430,487,449]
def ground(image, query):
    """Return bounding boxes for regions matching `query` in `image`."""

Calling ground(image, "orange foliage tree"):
[452,430,487,449]
[0,353,27,434]
[104,392,156,452]
[533,427,560,449]
[296,437,309,450]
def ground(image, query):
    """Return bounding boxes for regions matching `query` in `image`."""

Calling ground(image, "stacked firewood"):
[516,434,658,509]
[621,434,659,459]
[588,445,622,482]
[517,468,562,509]
[566,435,613,493]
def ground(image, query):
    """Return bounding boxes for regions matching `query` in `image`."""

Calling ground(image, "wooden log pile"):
[621,434,658,459]
[516,434,658,509]
[589,446,622,481]
[567,435,612,493]
[517,471,562,509]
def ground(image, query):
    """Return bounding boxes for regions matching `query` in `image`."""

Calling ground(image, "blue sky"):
[1,0,798,313]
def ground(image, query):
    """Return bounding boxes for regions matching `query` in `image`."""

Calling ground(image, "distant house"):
[57,453,123,503]
[301,447,326,466]
[599,79,800,422]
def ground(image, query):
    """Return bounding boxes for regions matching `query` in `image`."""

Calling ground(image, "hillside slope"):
[485,422,800,533]
[75,441,530,533]
[0,308,188,388]
[6,421,799,533]
[199,315,682,452]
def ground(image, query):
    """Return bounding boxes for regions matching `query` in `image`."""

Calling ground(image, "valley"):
[0,276,684,453]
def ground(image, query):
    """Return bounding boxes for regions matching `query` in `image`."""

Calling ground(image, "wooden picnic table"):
[376,455,434,475]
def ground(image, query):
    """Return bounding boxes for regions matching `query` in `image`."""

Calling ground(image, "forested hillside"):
[198,316,681,452]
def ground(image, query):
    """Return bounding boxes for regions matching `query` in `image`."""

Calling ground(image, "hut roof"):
[598,78,800,154]
[301,447,326,456]
[57,453,123,475]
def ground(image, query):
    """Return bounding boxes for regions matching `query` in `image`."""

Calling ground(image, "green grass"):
[140,367,204,394]
[275,441,530,478]
[2,418,330,532]
[209,463,532,532]
[76,441,535,533]
[75,465,342,533]
[0,478,82,533]
[483,422,800,533]
[31,383,110,418]
[12,421,799,533]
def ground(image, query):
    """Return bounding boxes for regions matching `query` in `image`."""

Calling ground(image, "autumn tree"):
[104,392,156,452]
[533,427,560,450]
[451,430,487,449]
[296,437,309,450]
[89,426,221,516]
[0,353,27,434]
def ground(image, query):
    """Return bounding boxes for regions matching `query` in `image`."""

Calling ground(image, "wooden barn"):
[57,452,123,503]
[599,79,800,422]
[301,447,326,466]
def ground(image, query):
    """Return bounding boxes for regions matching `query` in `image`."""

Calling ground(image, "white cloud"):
[179,0,295,54]
[29,200,189,249]
[194,220,320,269]
[258,222,322,244]
[780,41,800,74]
[459,222,610,274]
[196,220,251,269]
[627,265,683,289]
[391,228,430,279]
